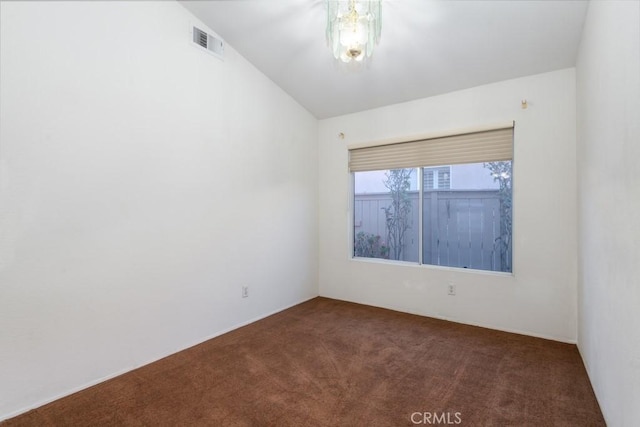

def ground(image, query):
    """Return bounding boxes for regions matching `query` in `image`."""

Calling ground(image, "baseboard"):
[576,342,609,425]
[320,294,577,344]
[0,294,318,422]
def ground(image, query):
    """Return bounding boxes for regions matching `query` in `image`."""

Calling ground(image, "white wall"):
[0,1,318,419]
[319,69,577,342]
[576,1,640,426]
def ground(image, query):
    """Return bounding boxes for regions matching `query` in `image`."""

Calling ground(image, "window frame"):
[348,124,515,276]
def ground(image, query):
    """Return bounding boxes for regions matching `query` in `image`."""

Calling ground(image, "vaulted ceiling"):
[180,1,588,119]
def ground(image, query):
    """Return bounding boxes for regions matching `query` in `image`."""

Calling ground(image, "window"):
[350,127,513,273]
[424,166,451,190]
[353,169,419,262]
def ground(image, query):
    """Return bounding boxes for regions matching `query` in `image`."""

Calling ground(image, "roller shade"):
[349,127,513,172]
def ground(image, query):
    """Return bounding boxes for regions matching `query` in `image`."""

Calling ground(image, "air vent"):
[192,25,224,60]
[194,27,208,48]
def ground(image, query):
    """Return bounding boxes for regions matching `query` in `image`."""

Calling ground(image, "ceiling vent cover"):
[192,25,224,60]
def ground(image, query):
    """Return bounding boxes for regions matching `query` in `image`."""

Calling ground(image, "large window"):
[350,128,513,273]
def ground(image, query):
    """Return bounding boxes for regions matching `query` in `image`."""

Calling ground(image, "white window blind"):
[348,126,513,173]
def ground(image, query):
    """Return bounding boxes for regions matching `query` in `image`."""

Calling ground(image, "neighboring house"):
[354,163,499,194]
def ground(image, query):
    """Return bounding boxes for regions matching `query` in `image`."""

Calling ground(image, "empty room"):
[0,0,638,425]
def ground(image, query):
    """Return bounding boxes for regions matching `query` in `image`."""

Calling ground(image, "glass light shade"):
[339,18,367,46]
[326,0,381,63]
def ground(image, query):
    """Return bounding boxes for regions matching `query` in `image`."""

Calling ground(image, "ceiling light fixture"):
[326,0,382,63]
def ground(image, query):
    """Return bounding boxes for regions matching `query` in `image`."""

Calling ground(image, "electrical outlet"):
[242,286,249,298]
[447,283,456,296]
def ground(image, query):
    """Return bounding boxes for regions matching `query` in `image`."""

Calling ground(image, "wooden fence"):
[354,190,511,271]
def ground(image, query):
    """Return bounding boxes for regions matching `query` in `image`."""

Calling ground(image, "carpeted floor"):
[3,297,605,426]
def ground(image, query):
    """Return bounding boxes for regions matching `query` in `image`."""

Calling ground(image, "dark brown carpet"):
[3,297,604,426]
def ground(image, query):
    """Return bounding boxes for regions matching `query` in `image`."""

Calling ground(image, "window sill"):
[350,256,514,277]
